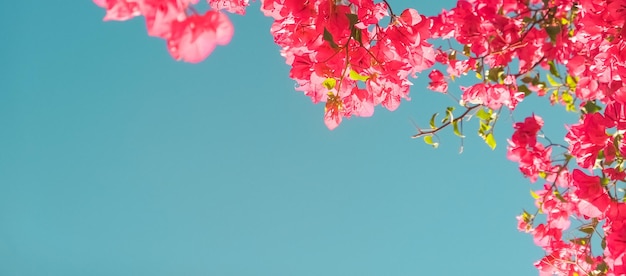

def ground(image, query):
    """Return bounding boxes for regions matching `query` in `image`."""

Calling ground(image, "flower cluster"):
[507,115,552,183]
[262,0,436,129]
[94,0,248,62]
[95,0,626,274]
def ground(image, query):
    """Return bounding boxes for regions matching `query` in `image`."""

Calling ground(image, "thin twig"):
[411,105,480,138]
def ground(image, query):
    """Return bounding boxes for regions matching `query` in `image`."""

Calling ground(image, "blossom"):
[95,1,626,272]
[507,115,552,182]
[167,11,234,63]
[137,0,198,38]
[461,83,523,110]
[565,113,614,169]
[572,169,611,219]
[427,70,448,93]
[510,115,544,146]
[94,0,141,21]
[208,0,250,15]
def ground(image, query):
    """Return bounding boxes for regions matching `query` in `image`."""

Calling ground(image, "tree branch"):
[411,105,480,138]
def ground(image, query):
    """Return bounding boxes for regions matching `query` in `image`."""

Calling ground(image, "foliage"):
[94,0,626,274]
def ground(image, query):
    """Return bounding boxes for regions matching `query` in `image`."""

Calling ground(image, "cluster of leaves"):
[95,0,626,274]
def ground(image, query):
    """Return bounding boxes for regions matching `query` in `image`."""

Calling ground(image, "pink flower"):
[461,83,523,110]
[427,70,448,93]
[507,115,551,182]
[516,213,534,233]
[324,94,343,130]
[208,0,250,15]
[532,223,562,249]
[572,169,611,219]
[167,11,234,63]
[510,115,544,146]
[94,0,141,21]
[565,113,614,169]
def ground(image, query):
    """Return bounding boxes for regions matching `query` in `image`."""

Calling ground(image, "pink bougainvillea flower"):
[510,115,544,146]
[516,213,533,233]
[532,223,562,249]
[167,10,234,63]
[607,0,626,27]
[208,0,250,15]
[137,0,198,38]
[572,169,611,218]
[604,202,626,274]
[427,69,448,93]
[506,115,553,182]
[94,0,626,272]
[324,94,343,130]
[565,112,614,169]
[460,83,523,110]
[350,0,387,29]
[94,0,141,21]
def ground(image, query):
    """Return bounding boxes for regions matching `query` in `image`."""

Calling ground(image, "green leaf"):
[521,76,534,83]
[521,210,532,222]
[538,171,547,179]
[487,67,504,82]
[598,149,605,160]
[597,261,608,272]
[323,28,339,49]
[429,113,438,129]
[546,73,559,87]
[478,121,489,134]
[614,136,623,157]
[553,190,567,202]
[424,136,438,148]
[579,225,596,235]
[548,60,560,77]
[349,69,369,81]
[463,44,471,56]
[345,13,359,26]
[448,50,457,61]
[452,120,464,137]
[570,238,588,246]
[530,189,540,199]
[561,92,577,112]
[546,25,561,43]
[445,106,455,120]
[485,132,496,150]
[476,108,492,121]
[352,28,362,45]
[601,176,610,186]
[322,78,336,90]
[441,112,450,124]
[531,74,541,85]
[475,63,483,76]
[561,91,573,103]
[518,84,531,96]
[566,75,577,89]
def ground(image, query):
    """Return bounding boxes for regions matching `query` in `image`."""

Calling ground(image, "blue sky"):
[1,1,578,275]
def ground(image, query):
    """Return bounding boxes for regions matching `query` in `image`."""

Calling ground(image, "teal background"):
[1,1,576,275]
